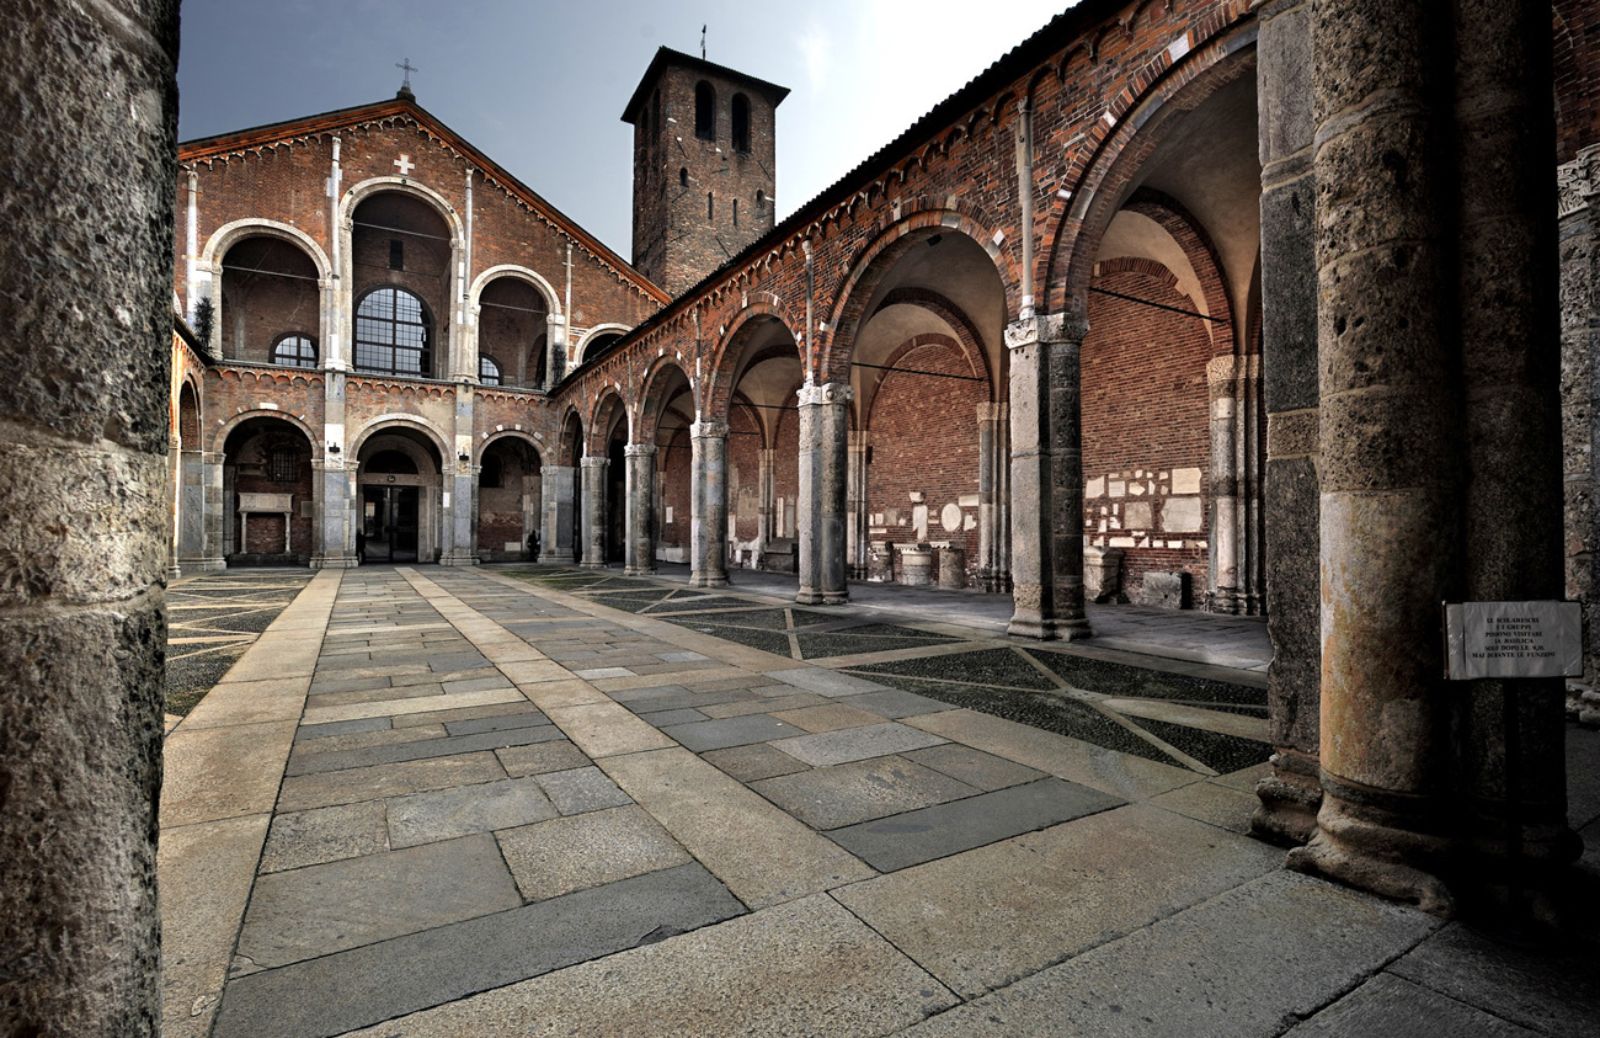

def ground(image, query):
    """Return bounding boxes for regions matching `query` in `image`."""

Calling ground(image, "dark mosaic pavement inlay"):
[1026,648,1268,710]
[165,570,314,715]
[1126,715,1272,773]
[856,648,1060,691]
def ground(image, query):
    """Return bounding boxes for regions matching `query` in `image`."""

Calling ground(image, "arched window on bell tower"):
[695,81,716,140]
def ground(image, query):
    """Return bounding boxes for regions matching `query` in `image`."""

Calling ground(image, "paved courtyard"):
[160,566,1600,1038]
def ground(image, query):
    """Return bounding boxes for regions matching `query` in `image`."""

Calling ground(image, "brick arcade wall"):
[772,403,800,538]
[229,431,314,561]
[1556,0,1600,162]
[727,404,763,551]
[863,338,986,580]
[217,244,321,363]
[1081,263,1212,601]
[657,430,693,561]
[477,438,540,560]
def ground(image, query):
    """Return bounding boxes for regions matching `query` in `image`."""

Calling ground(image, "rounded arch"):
[468,264,562,317]
[822,211,1010,385]
[705,305,803,421]
[571,323,634,366]
[1040,22,1257,316]
[340,176,465,245]
[554,406,586,463]
[211,407,320,457]
[201,218,332,282]
[586,387,631,453]
[348,414,452,463]
[476,428,544,465]
[636,352,697,447]
[177,378,202,447]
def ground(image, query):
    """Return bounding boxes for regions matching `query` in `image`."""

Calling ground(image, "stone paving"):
[158,565,1600,1038]
[164,569,314,721]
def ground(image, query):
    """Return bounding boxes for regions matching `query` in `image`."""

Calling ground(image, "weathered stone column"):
[1206,356,1242,613]
[624,443,657,575]
[757,446,775,560]
[178,446,208,572]
[977,402,1009,593]
[690,420,729,587]
[1006,313,1089,638]
[796,382,850,605]
[0,1,177,1031]
[539,464,576,563]
[202,449,228,570]
[1560,146,1600,723]
[1251,0,1324,846]
[1287,0,1459,910]
[1452,0,1578,912]
[440,388,479,566]
[579,455,608,569]
[846,432,870,580]
[310,454,357,569]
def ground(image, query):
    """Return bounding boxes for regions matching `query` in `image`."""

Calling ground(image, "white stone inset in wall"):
[958,493,979,508]
[963,514,976,531]
[913,504,929,540]
[1124,501,1152,529]
[940,503,962,532]
[1109,479,1126,498]
[1172,467,1202,495]
[1162,496,1204,532]
[1087,476,1105,498]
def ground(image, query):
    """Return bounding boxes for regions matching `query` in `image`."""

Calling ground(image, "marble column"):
[1006,313,1089,639]
[1251,0,1323,846]
[202,450,228,570]
[1206,356,1243,613]
[311,373,358,569]
[1560,146,1600,723]
[0,0,177,1028]
[1288,0,1462,911]
[796,382,850,605]
[177,447,208,573]
[440,387,479,566]
[976,402,1009,593]
[1452,0,1577,914]
[846,432,870,580]
[624,443,657,575]
[579,455,608,569]
[539,464,576,563]
[690,419,729,587]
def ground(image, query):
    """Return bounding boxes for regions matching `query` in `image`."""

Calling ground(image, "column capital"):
[540,463,572,476]
[1558,144,1600,217]
[691,419,728,439]
[624,443,658,458]
[796,380,851,407]
[975,402,1008,422]
[579,455,608,469]
[1005,311,1088,351]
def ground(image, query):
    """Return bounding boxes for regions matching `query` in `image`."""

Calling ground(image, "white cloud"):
[797,21,831,90]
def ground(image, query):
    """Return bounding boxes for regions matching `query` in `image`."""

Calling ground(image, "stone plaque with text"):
[1444,601,1583,680]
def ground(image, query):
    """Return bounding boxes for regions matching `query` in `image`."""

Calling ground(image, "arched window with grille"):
[354,287,431,376]
[479,355,502,385]
[695,81,715,140]
[271,333,317,369]
[731,93,751,152]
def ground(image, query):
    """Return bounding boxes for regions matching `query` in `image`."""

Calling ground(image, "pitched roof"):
[179,95,670,304]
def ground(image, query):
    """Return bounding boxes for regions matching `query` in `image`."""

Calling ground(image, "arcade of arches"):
[6,1,1600,1032]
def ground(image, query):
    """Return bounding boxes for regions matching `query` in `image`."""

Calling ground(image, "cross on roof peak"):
[395,58,418,100]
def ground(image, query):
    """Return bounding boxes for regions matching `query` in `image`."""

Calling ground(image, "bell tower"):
[623,47,788,297]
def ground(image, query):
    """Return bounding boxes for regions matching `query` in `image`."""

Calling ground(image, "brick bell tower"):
[623,47,789,297]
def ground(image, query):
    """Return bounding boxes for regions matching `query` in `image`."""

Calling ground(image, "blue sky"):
[178,0,1068,256]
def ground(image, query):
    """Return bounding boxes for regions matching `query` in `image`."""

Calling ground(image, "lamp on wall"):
[327,443,341,454]
[458,451,470,463]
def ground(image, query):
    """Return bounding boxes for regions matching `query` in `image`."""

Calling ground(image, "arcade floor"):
[158,564,1600,1038]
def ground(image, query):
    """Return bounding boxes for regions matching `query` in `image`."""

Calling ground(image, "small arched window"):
[354,287,431,377]
[731,93,751,152]
[694,81,715,140]
[479,355,502,385]
[733,199,739,227]
[707,192,714,222]
[271,334,317,369]
[756,189,766,210]
[679,167,689,188]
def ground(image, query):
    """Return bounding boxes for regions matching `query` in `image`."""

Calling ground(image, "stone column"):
[1006,313,1089,639]
[1251,0,1323,846]
[178,447,208,571]
[1206,356,1243,613]
[0,1,177,1031]
[579,455,608,569]
[1560,146,1600,723]
[977,402,1009,592]
[624,444,657,575]
[796,382,850,605]
[1452,0,1577,912]
[439,387,478,566]
[202,450,228,570]
[1287,0,1461,911]
[540,464,576,563]
[311,367,358,569]
[690,420,730,587]
[757,446,775,561]
[846,432,870,580]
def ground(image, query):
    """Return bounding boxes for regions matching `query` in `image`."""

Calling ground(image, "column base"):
[167,564,182,581]
[1251,748,1323,846]
[691,573,730,588]
[310,553,360,570]
[196,556,227,572]
[823,590,849,606]
[1285,776,1455,916]
[439,553,480,567]
[539,551,576,565]
[1568,682,1600,726]
[579,560,609,570]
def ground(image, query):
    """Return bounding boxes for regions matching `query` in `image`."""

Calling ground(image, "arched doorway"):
[220,416,315,566]
[476,436,542,561]
[356,427,444,564]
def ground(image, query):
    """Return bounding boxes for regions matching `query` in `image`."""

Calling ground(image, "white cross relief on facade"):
[394,154,414,176]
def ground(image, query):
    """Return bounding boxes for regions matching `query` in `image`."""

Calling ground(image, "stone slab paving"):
[158,564,1600,1038]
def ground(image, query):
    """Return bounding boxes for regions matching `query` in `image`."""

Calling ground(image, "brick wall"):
[864,338,986,579]
[727,402,763,546]
[1082,263,1212,599]
[658,429,693,558]
[1556,0,1600,162]
[227,426,314,561]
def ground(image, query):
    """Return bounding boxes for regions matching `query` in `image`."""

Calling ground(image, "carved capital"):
[1559,145,1600,218]
[1006,311,1088,351]
[624,443,658,458]
[796,381,852,407]
[690,419,728,439]
[579,455,608,469]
